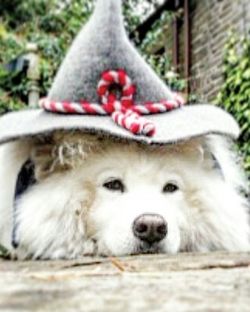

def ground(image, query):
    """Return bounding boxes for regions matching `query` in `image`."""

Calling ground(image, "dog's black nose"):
[132,214,167,244]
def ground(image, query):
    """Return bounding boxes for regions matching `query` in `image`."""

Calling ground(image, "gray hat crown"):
[49,0,175,104]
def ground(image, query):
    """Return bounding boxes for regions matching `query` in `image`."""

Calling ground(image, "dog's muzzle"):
[132,213,168,246]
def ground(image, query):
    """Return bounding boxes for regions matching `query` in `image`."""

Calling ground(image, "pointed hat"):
[0,0,239,144]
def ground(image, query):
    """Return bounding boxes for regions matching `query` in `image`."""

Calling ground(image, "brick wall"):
[189,0,250,102]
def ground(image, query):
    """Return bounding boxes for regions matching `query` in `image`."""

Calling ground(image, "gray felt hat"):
[0,0,240,145]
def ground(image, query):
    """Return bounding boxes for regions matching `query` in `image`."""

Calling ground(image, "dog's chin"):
[132,241,166,255]
[95,239,168,257]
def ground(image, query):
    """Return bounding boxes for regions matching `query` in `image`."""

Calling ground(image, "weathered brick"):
[188,0,250,101]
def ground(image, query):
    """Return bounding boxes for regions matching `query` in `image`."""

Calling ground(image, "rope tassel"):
[112,110,156,136]
[39,70,185,137]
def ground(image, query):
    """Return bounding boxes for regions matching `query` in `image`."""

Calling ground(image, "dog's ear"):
[177,140,212,166]
[31,142,74,181]
[30,132,102,181]
[183,139,224,176]
[199,144,224,177]
[31,143,57,181]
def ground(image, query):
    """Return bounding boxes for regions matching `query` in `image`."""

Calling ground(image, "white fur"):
[0,134,249,260]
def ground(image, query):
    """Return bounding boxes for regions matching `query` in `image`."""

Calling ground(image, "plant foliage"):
[216,33,250,178]
[0,0,184,114]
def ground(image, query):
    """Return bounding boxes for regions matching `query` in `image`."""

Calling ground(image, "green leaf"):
[0,244,10,259]
[243,68,250,79]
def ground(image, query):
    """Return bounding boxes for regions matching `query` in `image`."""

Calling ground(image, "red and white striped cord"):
[39,69,185,137]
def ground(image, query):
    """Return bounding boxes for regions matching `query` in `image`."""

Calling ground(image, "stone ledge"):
[0,252,250,312]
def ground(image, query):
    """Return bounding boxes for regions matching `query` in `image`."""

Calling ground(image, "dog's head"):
[14,133,249,259]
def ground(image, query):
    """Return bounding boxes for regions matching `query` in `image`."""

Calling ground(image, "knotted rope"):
[39,69,185,137]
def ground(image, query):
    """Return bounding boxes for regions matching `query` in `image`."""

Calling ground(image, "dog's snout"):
[133,213,167,244]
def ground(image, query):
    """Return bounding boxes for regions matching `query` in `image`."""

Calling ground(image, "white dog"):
[0,132,249,260]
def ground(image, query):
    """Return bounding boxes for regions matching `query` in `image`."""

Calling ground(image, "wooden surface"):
[0,252,250,312]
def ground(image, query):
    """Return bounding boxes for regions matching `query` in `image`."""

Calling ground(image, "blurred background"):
[0,0,249,179]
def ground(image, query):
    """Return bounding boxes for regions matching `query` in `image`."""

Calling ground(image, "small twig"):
[62,260,105,270]
[109,257,126,272]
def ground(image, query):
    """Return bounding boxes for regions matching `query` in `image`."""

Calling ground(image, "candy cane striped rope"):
[39,69,185,137]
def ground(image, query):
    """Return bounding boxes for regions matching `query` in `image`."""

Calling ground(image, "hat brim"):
[0,104,239,145]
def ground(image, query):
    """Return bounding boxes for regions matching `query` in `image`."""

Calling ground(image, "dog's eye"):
[103,179,125,192]
[163,182,179,193]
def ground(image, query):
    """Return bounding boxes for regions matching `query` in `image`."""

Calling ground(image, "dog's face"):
[14,135,250,259]
[84,145,187,256]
